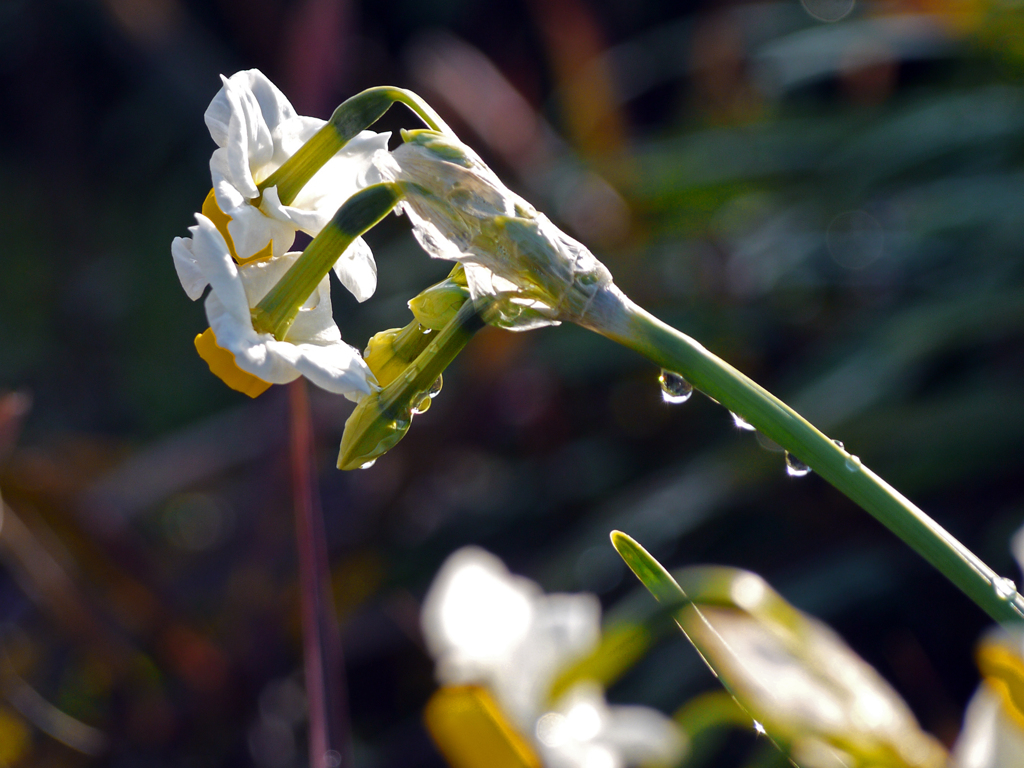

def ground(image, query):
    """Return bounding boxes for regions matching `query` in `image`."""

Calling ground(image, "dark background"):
[1,0,1023,765]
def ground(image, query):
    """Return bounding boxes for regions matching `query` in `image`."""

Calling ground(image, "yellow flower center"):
[194,328,272,398]
[423,685,541,768]
[977,638,1024,732]
[202,189,274,265]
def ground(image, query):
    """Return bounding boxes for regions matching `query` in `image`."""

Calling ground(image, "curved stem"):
[258,87,453,206]
[586,287,1024,625]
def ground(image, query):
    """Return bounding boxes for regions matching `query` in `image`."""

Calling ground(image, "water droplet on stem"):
[785,452,811,477]
[731,412,755,431]
[428,375,443,399]
[658,370,693,404]
[994,576,1017,601]
[359,459,377,470]
[833,439,861,471]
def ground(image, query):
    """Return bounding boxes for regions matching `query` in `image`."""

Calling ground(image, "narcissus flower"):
[953,526,1024,768]
[204,68,387,299]
[172,214,375,400]
[421,547,684,768]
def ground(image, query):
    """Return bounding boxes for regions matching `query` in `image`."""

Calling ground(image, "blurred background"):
[1,0,1024,765]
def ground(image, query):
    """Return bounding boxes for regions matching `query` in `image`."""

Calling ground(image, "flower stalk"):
[258,87,453,207]
[253,183,402,340]
[337,299,486,470]
[584,288,1024,626]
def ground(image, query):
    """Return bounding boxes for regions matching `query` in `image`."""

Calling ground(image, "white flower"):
[952,526,1024,768]
[172,214,375,400]
[421,547,684,767]
[202,68,388,301]
[953,666,1024,768]
[535,683,684,768]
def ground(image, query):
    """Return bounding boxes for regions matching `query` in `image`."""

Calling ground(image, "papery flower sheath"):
[172,214,375,400]
[421,547,684,768]
[201,68,388,301]
[373,131,613,331]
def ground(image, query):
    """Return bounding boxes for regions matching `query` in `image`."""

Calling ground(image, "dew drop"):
[833,439,862,471]
[411,396,431,415]
[993,576,1017,601]
[658,370,693,404]
[784,452,811,477]
[428,375,443,399]
[731,412,755,431]
[359,459,377,470]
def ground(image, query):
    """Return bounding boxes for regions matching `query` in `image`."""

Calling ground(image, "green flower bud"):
[337,393,412,471]
[409,280,470,330]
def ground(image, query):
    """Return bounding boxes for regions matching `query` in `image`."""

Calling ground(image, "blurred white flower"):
[535,683,684,768]
[953,527,1024,768]
[171,214,375,400]
[953,656,1024,768]
[421,547,684,768]
[201,68,386,300]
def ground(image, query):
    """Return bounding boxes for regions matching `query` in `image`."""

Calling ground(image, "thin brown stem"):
[289,381,351,768]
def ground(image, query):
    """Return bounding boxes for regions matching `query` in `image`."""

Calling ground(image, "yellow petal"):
[194,328,272,398]
[201,189,274,265]
[977,638,1024,732]
[423,686,541,768]
[0,707,31,765]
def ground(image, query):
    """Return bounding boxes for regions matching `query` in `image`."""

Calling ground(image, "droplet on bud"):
[784,452,811,477]
[428,374,443,399]
[658,370,693,404]
[731,412,755,431]
[411,396,432,415]
[360,459,377,470]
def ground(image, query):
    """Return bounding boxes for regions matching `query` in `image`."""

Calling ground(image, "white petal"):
[494,592,601,728]
[203,74,235,148]
[421,547,539,684]
[188,215,250,325]
[953,685,1024,768]
[226,197,296,260]
[221,80,262,199]
[241,69,297,135]
[234,253,342,345]
[260,185,328,239]
[599,704,687,766]
[171,236,208,300]
[292,130,392,213]
[269,338,375,401]
[270,115,327,170]
[333,236,377,303]
[204,293,298,385]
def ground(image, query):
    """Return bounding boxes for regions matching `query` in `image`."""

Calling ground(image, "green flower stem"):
[258,87,453,206]
[380,300,485,416]
[588,288,1024,625]
[337,299,486,470]
[252,183,401,339]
